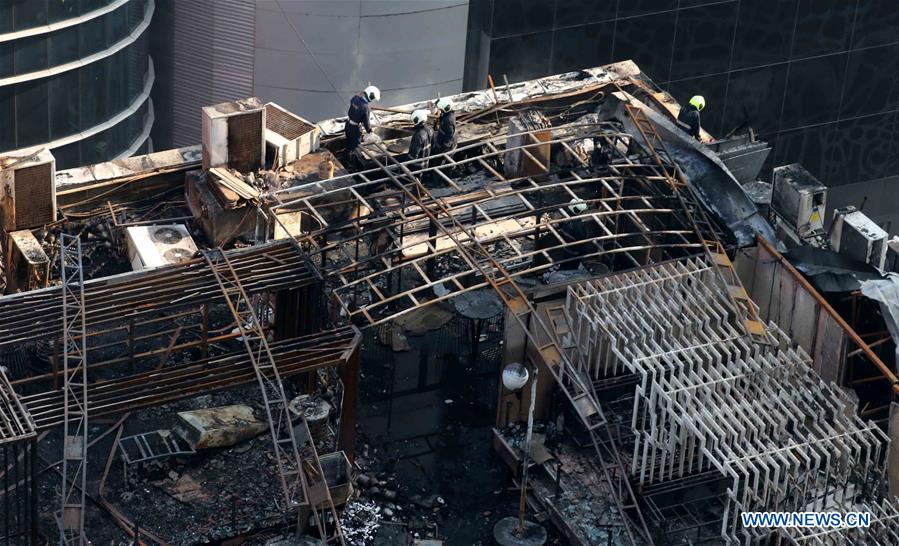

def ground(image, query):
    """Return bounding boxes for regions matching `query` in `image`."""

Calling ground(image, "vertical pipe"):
[13,444,19,541]
[426,217,438,280]
[128,319,136,375]
[51,339,59,391]
[201,304,209,360]
[517,368,538,535]
[30,443,37,546]
[4,445,9,546]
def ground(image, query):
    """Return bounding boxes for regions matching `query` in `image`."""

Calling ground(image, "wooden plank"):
[209,167,260,201]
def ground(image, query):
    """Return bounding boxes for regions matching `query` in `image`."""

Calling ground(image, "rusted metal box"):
[4,229,50,294]
[185,170,257,246]
[0,148,56,231]
[201,97,266,173]
[319,450,354,507]
[265,102,321,170]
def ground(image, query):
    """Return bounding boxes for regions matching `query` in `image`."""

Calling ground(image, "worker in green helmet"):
[677,95,705,141]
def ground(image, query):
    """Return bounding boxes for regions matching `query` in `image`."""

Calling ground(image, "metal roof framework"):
[257,119,721,545]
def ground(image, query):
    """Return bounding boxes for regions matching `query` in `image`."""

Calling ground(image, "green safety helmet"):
[689,95,706,111]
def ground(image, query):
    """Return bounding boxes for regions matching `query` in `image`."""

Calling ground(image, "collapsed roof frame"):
[257,117,726,545]
[0,98,729,544]
[263,123,705,325]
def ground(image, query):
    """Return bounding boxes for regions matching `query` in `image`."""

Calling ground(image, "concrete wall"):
[152,0,470,148]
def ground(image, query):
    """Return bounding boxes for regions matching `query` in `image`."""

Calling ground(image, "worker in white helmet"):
[344,85,380,166]
[431,97,457,156]
[408,109,433,170]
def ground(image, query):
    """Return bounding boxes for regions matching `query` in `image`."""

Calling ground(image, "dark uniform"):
[677,103,701,140]
[345,94,372,162]
[409,123,433,166]
[432,110,456,154]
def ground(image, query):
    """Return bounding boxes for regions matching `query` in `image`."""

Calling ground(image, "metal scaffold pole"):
[202,248,344,545]
[59,234,88,546]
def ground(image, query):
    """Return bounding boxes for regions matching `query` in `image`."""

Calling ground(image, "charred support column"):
[504,111,551,179]
[275,281,326,394]
[337,343,360,463]
[274,281,324,340]
[1,439,39,545]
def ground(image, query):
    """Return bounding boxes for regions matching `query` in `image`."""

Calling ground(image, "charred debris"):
[0,61,898,546]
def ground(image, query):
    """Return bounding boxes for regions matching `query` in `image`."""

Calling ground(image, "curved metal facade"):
[0,0,155,168]
[150,0,469,148]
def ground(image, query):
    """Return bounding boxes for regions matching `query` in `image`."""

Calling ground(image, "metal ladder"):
[367,143,654,545]
[203,248,345,545]
[59,233,89,546]
[118,430,196,465]
[623,102,771,346]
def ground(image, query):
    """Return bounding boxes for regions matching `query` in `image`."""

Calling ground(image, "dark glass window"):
[0,1,13,33]
[80,130,109,165]
[52,141,80,168]
[14,35,48,75]
[126,0,146,28]
[106,4,127,44]
[0,42,13,78]
[0,86,16,151]
[13,0,47,31]
[49,70,79,138]
[47,0,79,23]
[81,0,110,13]
[79,15,106,56]
[48,26,79,66]
[14,80,49,147]
[78,63,95,129]
[107,47,127,113]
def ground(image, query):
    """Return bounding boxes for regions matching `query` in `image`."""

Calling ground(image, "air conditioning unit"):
[829,206,888,270]
[125,224,198,271]
[4,229,50,294]
[772,164,826,238]
[0,148,56,231]
[202,97,266,173]
[884,236,899,274]
[265,102,320,170]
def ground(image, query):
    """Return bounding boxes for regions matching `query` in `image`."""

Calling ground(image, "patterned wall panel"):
[466,0,899,188]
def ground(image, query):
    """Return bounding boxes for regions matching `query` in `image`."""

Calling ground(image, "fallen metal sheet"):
[860,275,899,361]
[785,245,883,292]
[602,92,780,248]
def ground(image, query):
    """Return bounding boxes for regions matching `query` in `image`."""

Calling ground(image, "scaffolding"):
[203,248,345,545]
[58,234,88,546]
[563,257,890,543]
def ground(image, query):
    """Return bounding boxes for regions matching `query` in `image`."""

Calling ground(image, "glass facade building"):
[0,0,155,168]
[465,0,899,194]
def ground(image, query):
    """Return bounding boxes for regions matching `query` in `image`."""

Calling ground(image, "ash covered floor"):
[351,315,563,545]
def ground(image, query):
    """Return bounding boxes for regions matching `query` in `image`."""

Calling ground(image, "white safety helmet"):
[364,85,380,102]
[436,97,454,113]
[411,109,429,126]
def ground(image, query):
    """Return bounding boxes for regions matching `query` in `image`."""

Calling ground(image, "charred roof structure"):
[0,61,897,546]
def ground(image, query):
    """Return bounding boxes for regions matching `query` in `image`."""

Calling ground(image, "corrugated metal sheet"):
[170,0,254,147]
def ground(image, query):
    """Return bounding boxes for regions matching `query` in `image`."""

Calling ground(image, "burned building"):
[0,60,898,546]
